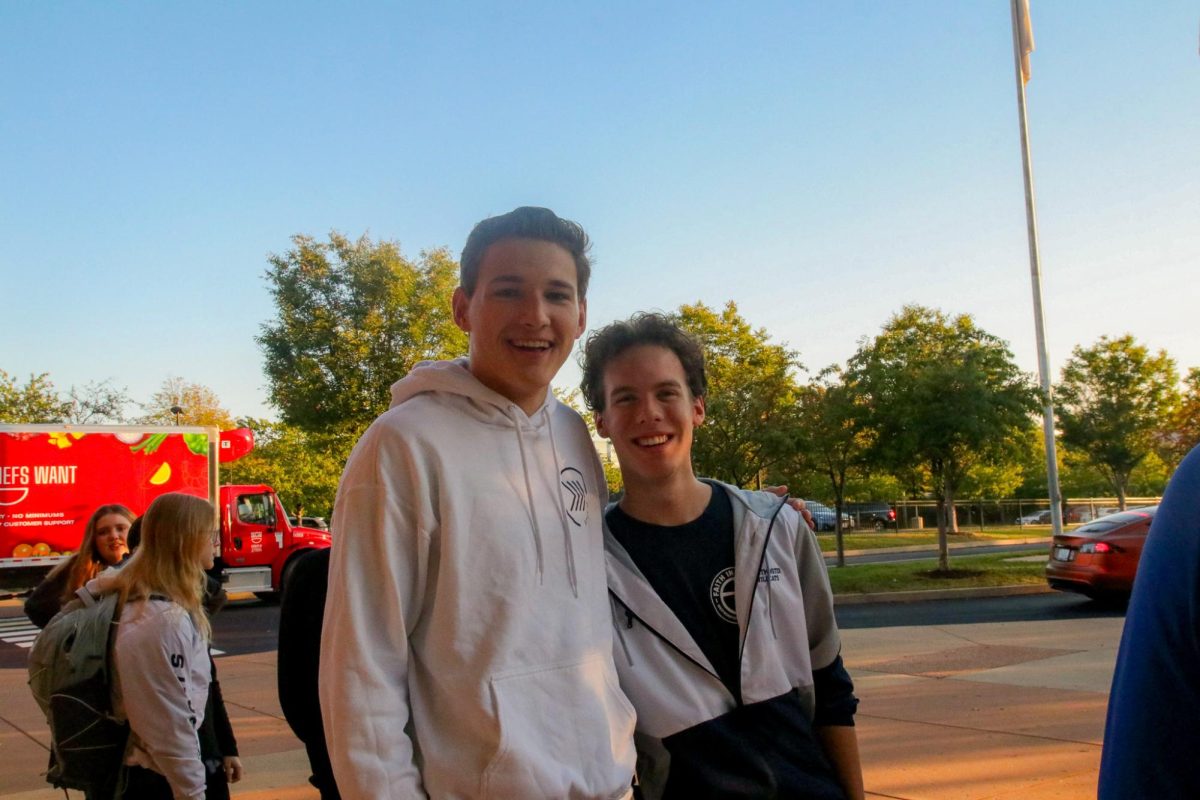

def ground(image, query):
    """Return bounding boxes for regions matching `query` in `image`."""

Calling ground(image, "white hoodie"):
[319,359,637,799]
[98,574,209,800]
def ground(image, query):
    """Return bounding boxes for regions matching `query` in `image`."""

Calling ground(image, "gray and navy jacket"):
[604,483,857,800]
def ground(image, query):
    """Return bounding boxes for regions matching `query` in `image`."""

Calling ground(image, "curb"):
[834,583,1055,605]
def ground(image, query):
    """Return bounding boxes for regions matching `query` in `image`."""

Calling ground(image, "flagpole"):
[1009,0,1064,537]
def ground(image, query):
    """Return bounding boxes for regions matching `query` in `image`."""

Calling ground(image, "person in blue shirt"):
[1099,443,1200,799]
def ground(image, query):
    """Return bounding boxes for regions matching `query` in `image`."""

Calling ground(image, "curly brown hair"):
[579,312,707,412]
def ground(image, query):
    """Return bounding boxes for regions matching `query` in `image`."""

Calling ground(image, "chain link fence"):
[842,497,1161,531]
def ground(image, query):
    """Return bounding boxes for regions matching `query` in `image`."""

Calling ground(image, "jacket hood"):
[389,358,557,427]
[389,357,579,595]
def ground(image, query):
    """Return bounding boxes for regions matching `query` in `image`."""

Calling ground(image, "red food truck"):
[0,424,331,597]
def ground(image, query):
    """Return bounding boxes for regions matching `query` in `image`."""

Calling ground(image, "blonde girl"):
[108,492,216,800]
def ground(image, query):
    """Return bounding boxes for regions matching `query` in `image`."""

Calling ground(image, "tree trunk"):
[833,495,846,568]
[936,488,949,572]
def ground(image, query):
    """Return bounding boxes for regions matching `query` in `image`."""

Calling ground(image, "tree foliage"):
[1055,334,1179,509]
[225,418,346,518]
[258,233,467,440]
[848,305,1038,568]
[1,370,130,425]
[140,376,235,429]
[62,380,130,424]
[1160,367,1200,468]
[792,368,871,565]
[673,302,801,488]
[0,370,68,423]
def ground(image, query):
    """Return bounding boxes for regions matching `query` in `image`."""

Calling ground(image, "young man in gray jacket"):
[581,312,864,800]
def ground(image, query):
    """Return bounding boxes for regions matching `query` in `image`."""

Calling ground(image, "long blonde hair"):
[51,503,134,604]
[111,493,215,641]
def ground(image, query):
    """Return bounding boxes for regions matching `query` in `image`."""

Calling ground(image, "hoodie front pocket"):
[482,655,636,799]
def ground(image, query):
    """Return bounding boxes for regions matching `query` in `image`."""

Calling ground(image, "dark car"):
[1045,506,1158,599]
[802,500,855,532]
[844,502,897,531]
[1015,509,1053,526]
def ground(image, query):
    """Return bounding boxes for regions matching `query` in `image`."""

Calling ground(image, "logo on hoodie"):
[559,467,588,527]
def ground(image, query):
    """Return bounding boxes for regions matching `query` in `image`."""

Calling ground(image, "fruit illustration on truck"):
[0,425,331,597]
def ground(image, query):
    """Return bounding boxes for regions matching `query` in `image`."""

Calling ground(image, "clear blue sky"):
[2,2,1197,420]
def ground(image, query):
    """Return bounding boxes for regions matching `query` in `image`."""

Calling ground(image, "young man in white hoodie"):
[581,313,864,800]
[319,207,638,799]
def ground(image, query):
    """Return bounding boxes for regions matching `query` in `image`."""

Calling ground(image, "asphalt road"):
[835,591,1126,629]
[1,588,1126,670]
[0,593,280,669]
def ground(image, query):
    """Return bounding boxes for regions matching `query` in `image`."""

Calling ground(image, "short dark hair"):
[460,206,592,299]
[580,312,707,412]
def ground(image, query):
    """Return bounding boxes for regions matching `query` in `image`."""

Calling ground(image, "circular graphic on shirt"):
[709,567,737,624]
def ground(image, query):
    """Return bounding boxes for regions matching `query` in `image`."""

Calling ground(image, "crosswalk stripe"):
[0,620,34,629]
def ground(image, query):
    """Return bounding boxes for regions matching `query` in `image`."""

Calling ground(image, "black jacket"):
[277,547,339,799]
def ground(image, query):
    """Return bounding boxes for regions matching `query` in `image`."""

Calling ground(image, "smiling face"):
[595,344,705,487]
[452,237,587,415]
[92,513,131,565]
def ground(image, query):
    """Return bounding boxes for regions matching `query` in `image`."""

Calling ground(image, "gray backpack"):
[27,586,129,795]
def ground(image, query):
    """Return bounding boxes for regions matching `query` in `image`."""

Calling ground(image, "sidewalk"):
[0,649,318,800]
[0,607,1122,800]
[845,613,1118,799]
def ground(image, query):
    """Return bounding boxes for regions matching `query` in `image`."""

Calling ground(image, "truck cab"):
[218,484,331,597]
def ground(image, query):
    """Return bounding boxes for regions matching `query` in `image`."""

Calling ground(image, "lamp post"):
[170,405,183,425]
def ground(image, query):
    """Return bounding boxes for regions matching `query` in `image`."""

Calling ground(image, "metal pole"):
[1010,0,1063,538]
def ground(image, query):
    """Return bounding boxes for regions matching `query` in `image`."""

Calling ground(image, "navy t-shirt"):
[607,483,743,703]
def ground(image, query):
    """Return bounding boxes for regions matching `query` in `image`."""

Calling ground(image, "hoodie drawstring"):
[512,414,546,584]
[545,410,580,598]
[509,404,580,597]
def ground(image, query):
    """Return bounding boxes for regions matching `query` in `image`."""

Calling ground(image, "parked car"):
[1045,506,1158,599]
[287,515,330,531]
[1064,506,1096,523]
[1015,509,1053,525]
[802,501,855,532]
[844,502,897,531]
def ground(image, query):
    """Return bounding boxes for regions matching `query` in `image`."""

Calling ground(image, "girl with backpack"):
[106,492,220,800]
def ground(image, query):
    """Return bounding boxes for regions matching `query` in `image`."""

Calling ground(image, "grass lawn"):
[826,552,1048,594]
[817,528,1053,552]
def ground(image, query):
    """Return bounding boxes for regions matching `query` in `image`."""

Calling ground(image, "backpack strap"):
[73,585,99,607]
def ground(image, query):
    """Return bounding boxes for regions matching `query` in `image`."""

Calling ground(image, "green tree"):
[225,418,346,518]
[1160,367,1200,468]
[673,302,801,488]
[793,368,871,566]
[1055,335,1179,510]
[258,233,467,441]
[0,370,67,422]
[848,305,1038,570]
[140,376,235,428]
